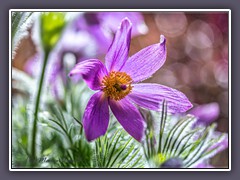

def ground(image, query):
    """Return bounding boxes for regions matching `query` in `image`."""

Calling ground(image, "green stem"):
[30,51,49,166]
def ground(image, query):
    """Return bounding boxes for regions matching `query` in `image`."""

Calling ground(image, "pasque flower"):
[69,18,192,142]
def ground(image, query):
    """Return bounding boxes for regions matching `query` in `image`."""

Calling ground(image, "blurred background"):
[12,12,229,167]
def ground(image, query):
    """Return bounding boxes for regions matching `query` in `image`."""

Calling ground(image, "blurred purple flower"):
[24,51,69,98]
[189,102,220,126]
[24,54,41,77]
[75,12,148,53]
[69,18,192,142]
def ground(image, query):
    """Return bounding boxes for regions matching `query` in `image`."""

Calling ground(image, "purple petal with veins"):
[83,92,110,141]
[120,35,167,83]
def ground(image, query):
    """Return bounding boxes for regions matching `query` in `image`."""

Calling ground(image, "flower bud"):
[40,12,66,52]
[160,157,184,168]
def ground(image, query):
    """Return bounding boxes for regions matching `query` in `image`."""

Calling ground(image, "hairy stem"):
[30,51,49,166]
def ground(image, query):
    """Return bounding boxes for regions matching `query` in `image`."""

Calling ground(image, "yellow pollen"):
[102,71,132,101]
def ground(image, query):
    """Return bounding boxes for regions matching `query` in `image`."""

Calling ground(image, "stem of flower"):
[30,51,49,166]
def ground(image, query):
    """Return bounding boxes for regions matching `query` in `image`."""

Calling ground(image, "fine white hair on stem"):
[12,12,36,59]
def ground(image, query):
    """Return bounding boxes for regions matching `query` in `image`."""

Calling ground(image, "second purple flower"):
[69,18,193,142]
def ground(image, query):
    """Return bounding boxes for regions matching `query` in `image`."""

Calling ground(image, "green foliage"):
[12,74,146,168]
[36,104,143,168]
[39,105,93,168]
[12,101,30,167]
[93,129,144,168]
[12,76,227,169]
[141,101,227,168]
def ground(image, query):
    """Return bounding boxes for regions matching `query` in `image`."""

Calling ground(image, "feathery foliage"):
[141,100,228,168]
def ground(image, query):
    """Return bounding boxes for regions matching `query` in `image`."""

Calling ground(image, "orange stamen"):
[102,71,132,101]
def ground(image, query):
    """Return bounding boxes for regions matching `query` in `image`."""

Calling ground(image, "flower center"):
[102,71,132,101]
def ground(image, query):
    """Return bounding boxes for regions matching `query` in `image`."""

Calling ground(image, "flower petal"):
[189,102,220,126]
[83,92,109,141]
[98,12,148,36]
[69,59,107,90]
[74,13,112,54]
[105,18,132,72]
[109,98,145,142]
[194,162,214,168]
[59,29,100,57]
[128,83,193,113]
[120,35,167,83]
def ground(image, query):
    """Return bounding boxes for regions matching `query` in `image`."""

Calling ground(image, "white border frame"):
[9,9,231,171]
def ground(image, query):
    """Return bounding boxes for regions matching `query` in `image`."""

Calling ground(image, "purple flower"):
[24,51,69,99]
[69,18,192,142]
[75,12,148,53]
